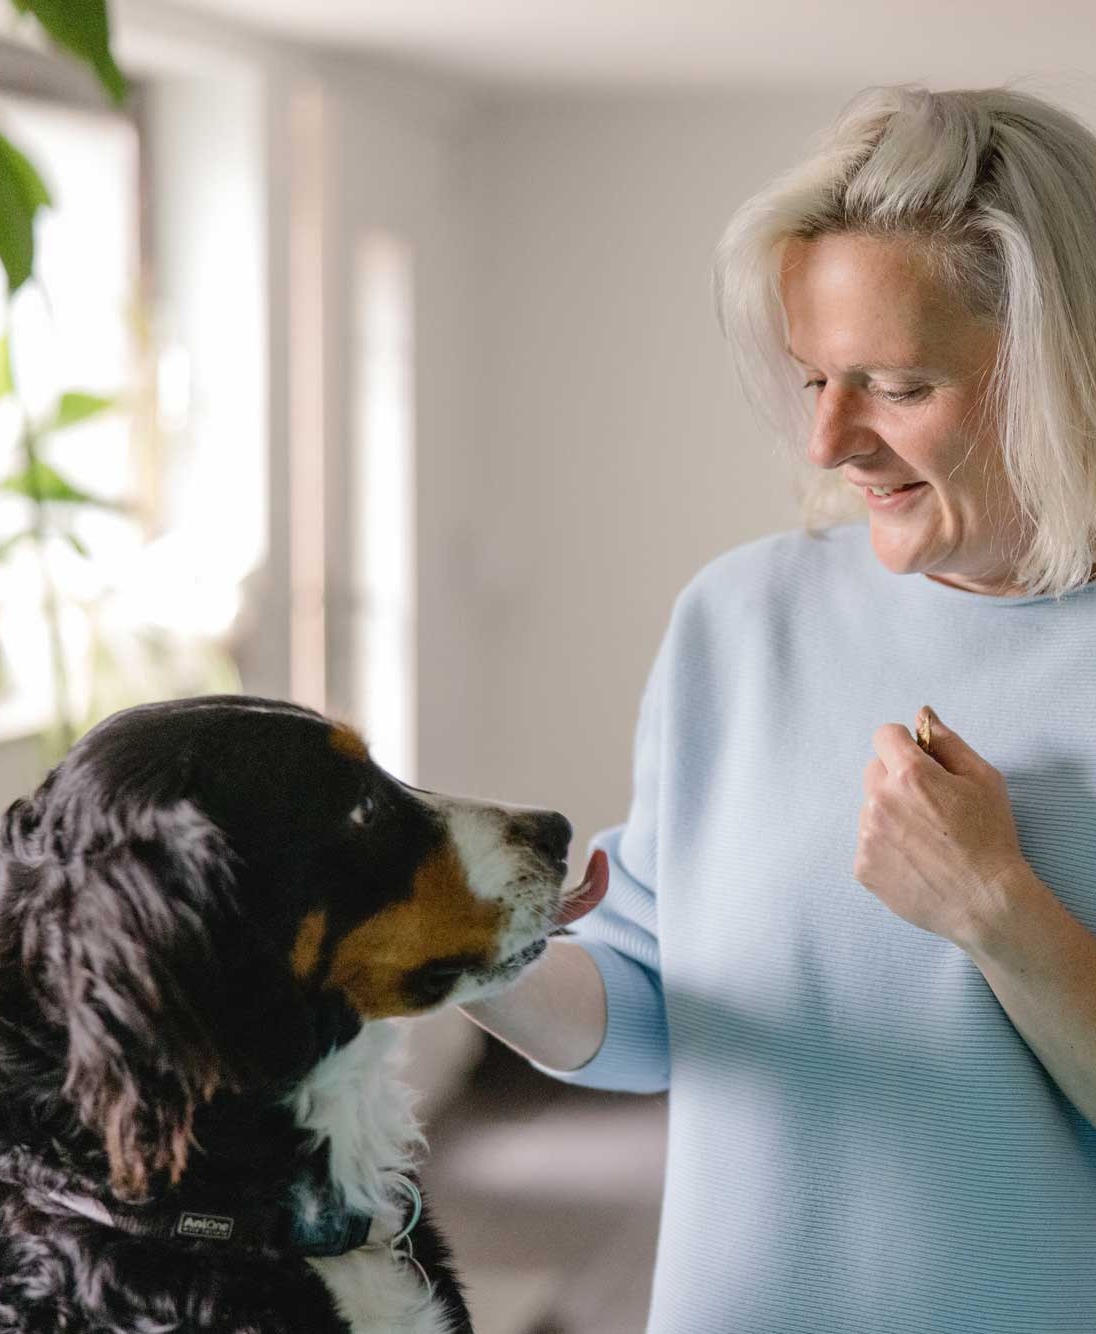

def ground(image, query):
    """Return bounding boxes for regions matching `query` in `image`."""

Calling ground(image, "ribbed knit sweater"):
[547,520,1096,1333]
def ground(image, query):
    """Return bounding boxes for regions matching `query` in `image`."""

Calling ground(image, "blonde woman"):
[464,84,1096,1332]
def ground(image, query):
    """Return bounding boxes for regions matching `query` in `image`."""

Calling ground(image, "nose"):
[511,810,573,864]
[805,383,876,472]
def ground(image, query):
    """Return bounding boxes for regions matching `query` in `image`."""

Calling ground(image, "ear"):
[13,801,239,1203]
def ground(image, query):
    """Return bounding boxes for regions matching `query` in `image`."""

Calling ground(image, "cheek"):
[310,842,509,1019]
[932,432,1007,521]
[897,416,953,474]
[933,398,1000,479]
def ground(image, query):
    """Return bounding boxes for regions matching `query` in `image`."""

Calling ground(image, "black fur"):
[0,696,477,1333]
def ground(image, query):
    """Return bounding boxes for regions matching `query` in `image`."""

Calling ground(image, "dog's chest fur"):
[288,1021,463,1334]
[309,1250,455,1334]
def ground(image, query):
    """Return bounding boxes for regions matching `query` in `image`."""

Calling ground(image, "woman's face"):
[780,231,1029,596]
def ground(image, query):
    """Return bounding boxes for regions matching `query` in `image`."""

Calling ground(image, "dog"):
[0,694,601,1333]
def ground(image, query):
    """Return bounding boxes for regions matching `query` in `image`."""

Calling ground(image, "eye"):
[349,795,378,827]
[802,378,928,405]
[874,386,929,404]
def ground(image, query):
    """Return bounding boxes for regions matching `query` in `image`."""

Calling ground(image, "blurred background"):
[0,2,1092,1329]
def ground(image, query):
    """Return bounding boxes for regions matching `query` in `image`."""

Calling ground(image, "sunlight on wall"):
[288,82,327,714]
[354,232,415,782]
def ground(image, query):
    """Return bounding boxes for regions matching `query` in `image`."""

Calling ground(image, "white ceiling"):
[148,0,1096,94]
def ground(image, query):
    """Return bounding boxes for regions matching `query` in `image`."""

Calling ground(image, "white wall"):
[324,70,481,795]
[460,90,844,858]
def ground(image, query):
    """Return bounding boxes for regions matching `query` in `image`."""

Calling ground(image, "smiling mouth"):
[857,480,926,494]
[857,480,930,508]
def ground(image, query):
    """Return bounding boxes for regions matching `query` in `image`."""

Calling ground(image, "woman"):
[463,84,1096,1332]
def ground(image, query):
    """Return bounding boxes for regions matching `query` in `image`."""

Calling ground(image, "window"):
[0,56,268,750]
[0,91,141,740]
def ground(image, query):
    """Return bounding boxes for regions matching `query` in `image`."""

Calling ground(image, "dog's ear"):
[8,799,239,1203]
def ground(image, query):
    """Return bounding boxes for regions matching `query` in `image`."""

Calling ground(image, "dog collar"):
[47,1173,424,1253]
[48,1173,424,1259]
[54,1184,379,1258]
[0,1145,421,1260]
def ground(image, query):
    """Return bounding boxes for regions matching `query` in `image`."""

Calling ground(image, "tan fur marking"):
[291,908,328,980]
[326,841,506,1018]
[330,723,369,762]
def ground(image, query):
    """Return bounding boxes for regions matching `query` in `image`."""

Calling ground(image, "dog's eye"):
[349,796,377,827]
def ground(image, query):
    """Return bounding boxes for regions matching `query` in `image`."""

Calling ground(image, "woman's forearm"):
[963,863,1096,1128]
[460,937,607,1073]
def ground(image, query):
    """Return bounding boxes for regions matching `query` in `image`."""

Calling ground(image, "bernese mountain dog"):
[0,694,608,1333]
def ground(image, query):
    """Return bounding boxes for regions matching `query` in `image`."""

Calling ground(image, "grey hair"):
[713,82,1096,599]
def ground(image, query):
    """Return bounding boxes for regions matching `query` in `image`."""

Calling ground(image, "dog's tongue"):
[556,849,610,927]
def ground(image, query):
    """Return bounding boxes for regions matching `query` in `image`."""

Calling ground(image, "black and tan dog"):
[0,695,607,1333]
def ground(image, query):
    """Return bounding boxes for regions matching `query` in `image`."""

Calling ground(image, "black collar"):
[0,1143,422,1261]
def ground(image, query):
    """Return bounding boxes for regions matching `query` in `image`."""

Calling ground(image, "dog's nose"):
[513,810,573,863]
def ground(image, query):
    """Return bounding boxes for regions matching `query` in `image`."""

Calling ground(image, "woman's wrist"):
[955,859,1055,966]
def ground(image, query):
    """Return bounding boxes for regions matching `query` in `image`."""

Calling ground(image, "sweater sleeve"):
[530,625,672,1093]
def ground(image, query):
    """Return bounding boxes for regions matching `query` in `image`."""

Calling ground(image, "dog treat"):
[915,709,932,756]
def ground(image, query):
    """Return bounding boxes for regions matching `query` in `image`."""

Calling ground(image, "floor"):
[419,1038,668,1334]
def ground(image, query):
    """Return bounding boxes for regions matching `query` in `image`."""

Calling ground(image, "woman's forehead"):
[779,232,996,372]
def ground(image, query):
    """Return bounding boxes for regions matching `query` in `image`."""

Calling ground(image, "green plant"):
[0,2,242,763]
[0,347,120,752]
[0,0,126,754]
[0,2,126,292]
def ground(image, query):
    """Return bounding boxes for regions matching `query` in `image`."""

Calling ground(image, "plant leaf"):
[1,460,117,509]
[0,130,50,211]
[64,530,90,558]
[0,338,13,399]
[0,132,52,294]
[12,0,127,106]
[51,391,115,431]
[0,528,34,560]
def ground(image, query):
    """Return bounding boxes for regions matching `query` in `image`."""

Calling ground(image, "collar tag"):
[176,1211,235,1242]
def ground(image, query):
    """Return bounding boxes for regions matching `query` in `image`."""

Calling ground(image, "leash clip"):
[386,1173,422,1247]
[383,1174,434,1306]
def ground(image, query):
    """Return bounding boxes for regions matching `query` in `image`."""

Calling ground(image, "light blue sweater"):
[549,520,1096,1334]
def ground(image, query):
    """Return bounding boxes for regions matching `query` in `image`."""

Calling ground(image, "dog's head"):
[0,695,573,1203]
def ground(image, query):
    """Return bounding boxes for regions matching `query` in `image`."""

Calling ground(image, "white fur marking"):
[399,784,564,973]
[308,1248,455,1334]
[285,1022,455,1332]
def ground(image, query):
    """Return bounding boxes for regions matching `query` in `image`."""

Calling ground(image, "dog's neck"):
[0,1015,425,1255]
[284,1018,426,1233]
[0,1136,392,1259]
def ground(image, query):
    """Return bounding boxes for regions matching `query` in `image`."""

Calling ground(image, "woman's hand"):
[855,706,1029,948]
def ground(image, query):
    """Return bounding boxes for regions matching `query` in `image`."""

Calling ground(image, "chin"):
[867,528,937,576]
